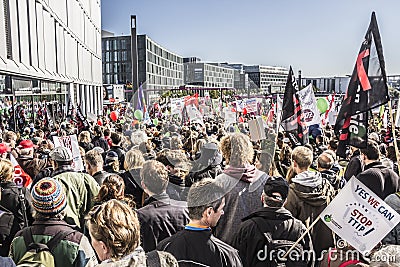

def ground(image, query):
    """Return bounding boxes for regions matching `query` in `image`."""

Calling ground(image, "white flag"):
[297,84,321,126]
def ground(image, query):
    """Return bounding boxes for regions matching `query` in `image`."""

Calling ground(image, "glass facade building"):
[243,65,288,94]
[102,33,184,100]
[0,0,102,128]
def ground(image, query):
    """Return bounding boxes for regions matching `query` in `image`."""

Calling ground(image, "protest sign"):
[170,97,184,115]
[245,98,258,113]
[320,177,400,254]
[248,116,266,141]
[53,135,84,172]
[223,108,236,128]
[297,84,321,126]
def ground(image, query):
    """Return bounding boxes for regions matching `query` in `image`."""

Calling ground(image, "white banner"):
[186,104,204,125]
[297,84,321,126]
[245,98,258,113]
[320,177,400,255]
[170,97,185,115]
[53,135,84,172]
[223,108,236,128]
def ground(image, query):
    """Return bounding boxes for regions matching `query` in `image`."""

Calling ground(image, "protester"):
[232,176,312,267]
[85,149,111,186]
[91,126,110,151]
[136,160,189,252]
[121,149,145,207]
[284,145,335,258]
[10,178,98,266]
[343,146,363,181]
[214,132,268,245]
[78,130,94,152]
[86,199,178,266]
[16,139,47,179]
[187,142,223,185]
[0,158,34,256]
[108,132,126,170]
[317,152,341,194]
[93,174,135,208]
[157,178,243,267]
[49,146,100,229]
[356,141,400,200]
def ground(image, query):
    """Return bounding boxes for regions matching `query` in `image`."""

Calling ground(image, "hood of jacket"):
[290,179,334,207]
[223,164,260,183]
[291,170,322,188]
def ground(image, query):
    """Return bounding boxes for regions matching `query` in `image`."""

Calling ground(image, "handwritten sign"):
[320,177,400,254]
[53,135,84,172]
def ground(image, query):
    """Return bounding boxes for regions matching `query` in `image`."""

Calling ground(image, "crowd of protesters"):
[0,111,400,267]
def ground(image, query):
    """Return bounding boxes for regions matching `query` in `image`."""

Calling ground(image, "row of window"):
[102,38,130,51]
[145,38,182,63]
[103,51,130,62]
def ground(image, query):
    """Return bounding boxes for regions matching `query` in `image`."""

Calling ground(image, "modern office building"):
[243,65,288,94]
[300,76,350,93]
[0,0,102,127]
[184,62,234,88]
[102,32,184,101]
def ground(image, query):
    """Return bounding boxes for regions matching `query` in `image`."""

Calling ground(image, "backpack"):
[17,228,76,267]
[251,218,308,267]
[0,205,14,243]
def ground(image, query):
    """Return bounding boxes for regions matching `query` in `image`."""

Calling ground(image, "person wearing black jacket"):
[108,132,126,170]
[356,141,400,200]
[0,158,34,256]
[136,160,189,252]
[121,149,145,207]
[231,176,312,267]
[157,178,242,267]
[84,149,111,186]
[343,146,363,181]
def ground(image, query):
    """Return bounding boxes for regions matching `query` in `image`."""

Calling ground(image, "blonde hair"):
[124,149,145,171]
[291,146,313,170]
[78,131,91,143]
[0,158,13,182]
[220,133,254,167]
[87,200,140,261]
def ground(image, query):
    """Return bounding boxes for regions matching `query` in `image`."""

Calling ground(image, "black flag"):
[335,12,389,158]
[281,66,308,144]
[76,104,89,131]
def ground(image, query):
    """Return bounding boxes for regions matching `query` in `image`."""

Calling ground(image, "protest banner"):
[223,107,236,128]
[170,97,184,115]
[244,98,258,113]
[248,116,266,141]
[53,135,84,172]
[320,177,400,254]
[297,84,321,126]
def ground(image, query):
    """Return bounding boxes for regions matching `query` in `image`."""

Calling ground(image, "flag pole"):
[388,100,400,176]
[283,216,321,259]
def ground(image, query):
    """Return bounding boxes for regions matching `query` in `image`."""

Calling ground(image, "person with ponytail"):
[93,174,136,209]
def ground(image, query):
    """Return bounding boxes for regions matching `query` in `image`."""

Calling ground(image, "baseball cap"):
[263,176,289,201]
[49,147,73,162]
[18,139,37,149]
[0,143,11,154]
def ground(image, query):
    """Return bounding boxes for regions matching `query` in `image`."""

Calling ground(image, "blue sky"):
[101,0,400,77]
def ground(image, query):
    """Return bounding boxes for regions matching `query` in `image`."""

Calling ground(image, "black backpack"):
[251,218,308,267]
[0,205,14,244]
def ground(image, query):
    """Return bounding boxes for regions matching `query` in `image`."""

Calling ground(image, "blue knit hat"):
[31,178,67,215]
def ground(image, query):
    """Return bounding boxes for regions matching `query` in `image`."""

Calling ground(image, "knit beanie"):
[31,178,67,215]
